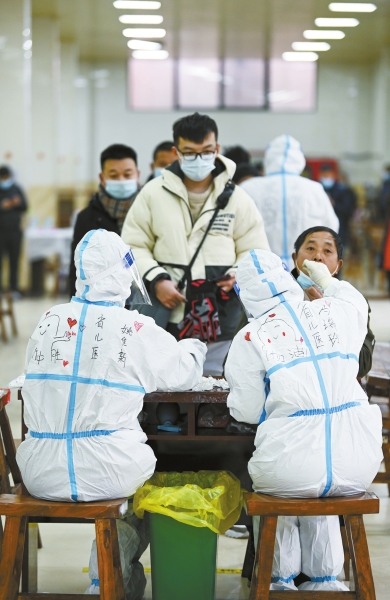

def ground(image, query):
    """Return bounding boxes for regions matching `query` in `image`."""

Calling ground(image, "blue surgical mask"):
[104,179,138,199]
[297,271,323,291]
[153,167,163,178]
[320,177,335,189]
[0,178,14,189]
[180,154,216,182]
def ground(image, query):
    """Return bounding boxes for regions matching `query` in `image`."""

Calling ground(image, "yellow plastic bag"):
[133,471,244,534]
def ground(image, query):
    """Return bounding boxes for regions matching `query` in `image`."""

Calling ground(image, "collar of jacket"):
[162,155,236,222]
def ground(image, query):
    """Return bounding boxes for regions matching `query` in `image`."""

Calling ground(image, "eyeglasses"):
[177,149,216,161]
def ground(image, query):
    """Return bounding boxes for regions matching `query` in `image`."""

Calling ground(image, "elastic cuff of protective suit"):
[310,576,337,582]
[149,272,171,295]
[271,574,298,584]
[91,579,100,586]
[324,279,341,295]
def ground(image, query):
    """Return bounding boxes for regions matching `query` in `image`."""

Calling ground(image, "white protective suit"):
[226,250,382,591]
[17,230,206,502]
[240,135,339,270]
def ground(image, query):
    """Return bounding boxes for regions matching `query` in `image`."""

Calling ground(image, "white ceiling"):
[32,0,390,63]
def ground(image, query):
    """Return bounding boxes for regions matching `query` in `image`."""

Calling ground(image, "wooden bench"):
[0,495,128,600]
[245,491,379,600]
[0,294,18,343]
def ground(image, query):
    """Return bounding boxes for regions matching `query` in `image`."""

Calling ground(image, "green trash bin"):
[133,470,243,600]
[149,512,217,600]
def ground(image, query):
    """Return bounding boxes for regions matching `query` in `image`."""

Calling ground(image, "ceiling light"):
[329,3,376,12]
[113,1,161,8]
[123,28,166,38]
[304,29,345,39]
[282,52,319,62]
[292,42,330,51]
[315,17,359,26]
[132,50,169,59]
[127,39,162,49]
[119,15,163,24]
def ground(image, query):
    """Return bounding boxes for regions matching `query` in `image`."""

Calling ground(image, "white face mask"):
[104,178,138,199]
[179,153,216,182]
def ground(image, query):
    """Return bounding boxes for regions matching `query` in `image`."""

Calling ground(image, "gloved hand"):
[302,260,334,290]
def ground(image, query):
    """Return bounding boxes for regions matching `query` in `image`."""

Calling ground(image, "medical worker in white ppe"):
[225,249,382,592]
[240,135,339,270]
[17,229,206,502]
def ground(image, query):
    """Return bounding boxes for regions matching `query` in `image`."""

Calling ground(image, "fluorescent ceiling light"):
[282,52,319,62]
[292,42,330,51]
[329,3,376,12]
[123,28,166,38]
[315,17,359,26]
[114,1,161,8]
[127,39,162,49]
[304,29,345,39]
[119,15,163,24]
[132,50,169,59]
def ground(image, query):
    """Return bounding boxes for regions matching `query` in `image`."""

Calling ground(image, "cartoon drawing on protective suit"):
[37,313,73,362]
[257,312,305,363]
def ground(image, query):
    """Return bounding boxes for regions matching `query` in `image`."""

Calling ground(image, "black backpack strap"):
[177,180,235,291]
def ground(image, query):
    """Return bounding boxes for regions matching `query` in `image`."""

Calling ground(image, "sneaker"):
[224,525,249,539]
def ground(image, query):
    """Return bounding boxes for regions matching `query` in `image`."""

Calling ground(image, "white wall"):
[82,57,390,186]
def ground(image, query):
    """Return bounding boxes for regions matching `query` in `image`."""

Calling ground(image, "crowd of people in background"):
[1,111,390,299]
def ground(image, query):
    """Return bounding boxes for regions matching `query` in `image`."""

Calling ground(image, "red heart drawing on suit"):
[46,311,50,316]
[134,321,144,332]
[63,360,69,367]
[67,318,77,328]
[245,332,251,341]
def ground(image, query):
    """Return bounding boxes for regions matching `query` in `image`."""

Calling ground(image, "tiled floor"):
[0,296,389,599]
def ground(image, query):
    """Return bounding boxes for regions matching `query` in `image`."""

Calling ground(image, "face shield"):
[81,247,152,306]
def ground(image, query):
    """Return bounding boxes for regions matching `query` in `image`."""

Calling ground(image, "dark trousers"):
[0,229,22,291]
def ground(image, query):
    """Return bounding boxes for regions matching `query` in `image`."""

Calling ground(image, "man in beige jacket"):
[122,112,269,374]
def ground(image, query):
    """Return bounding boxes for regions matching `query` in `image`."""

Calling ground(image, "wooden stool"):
[0,294,18,343]
[0,494,128,600]
[245,491,379,600]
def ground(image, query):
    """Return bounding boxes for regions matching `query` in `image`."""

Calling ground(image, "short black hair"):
[320,164,336,173]
[173,112,218,146]
[153,141,174,161]
[100,144,137,170]
[294,226,343,260]
[224,145,250,165]
[0,165,12,178]
[232,163,259,184]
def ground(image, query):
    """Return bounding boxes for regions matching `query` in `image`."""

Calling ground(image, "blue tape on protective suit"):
[267,351,359,377]
[25,373,145,394]
[30,429,116,439]
[289,401,361,418]
[271,573,299,584]
[71,296,122,307]
[250,251,333,497]
[310,576,337,582]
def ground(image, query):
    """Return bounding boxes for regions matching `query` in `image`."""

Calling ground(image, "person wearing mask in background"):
[224,145,251,166]
[0,165,28,298]
[292,226,375,378]
[319,164,357,248]
[232,163,260,186]
[121,112,269,375]
[240,135,339,270]
[146,141,176,182]
[69,144,139,297]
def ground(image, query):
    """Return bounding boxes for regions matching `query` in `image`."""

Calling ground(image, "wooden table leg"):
[109,519,125,600]
[96,518,125,600]
[0,516,27,600]
[250,516,277,600]
[346,514,376,600]
[340,520,351,581]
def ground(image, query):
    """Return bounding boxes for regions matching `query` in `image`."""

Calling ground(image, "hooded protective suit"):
[17,230,206,502]
[240,135,339,269]
[225,249,382,591]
